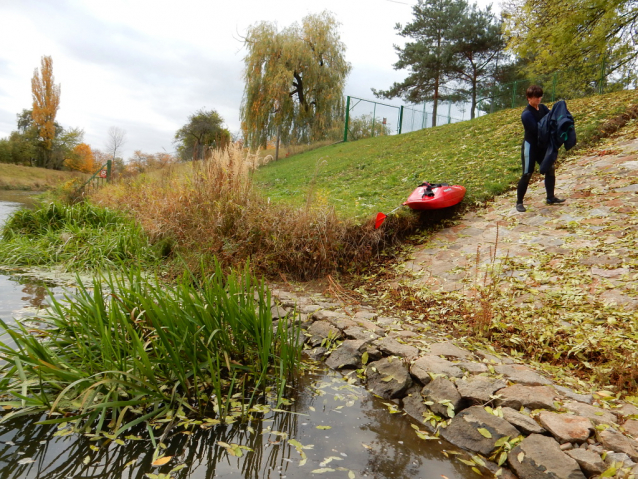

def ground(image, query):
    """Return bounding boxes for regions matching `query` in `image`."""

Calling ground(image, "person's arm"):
[521,110,537,138]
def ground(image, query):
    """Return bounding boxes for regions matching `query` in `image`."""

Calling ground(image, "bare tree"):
[105,126,127,160]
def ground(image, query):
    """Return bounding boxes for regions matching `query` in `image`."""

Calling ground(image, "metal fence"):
[342,96,464,142]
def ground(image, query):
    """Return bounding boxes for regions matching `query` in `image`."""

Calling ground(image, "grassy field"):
[0,163,85,190]
[254,90,638,220]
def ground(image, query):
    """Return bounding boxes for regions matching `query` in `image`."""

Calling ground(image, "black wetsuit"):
[517,103,554,204]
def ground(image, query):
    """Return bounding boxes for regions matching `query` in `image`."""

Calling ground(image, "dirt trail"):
[404,124,638,312]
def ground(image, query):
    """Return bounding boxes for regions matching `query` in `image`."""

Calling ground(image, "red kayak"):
[403,182,466,210]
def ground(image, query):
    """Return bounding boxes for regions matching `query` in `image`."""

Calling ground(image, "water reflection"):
[0,368,476,479]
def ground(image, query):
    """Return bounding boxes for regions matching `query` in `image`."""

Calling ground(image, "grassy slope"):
[0,163,84,190]
[254,90,638,219]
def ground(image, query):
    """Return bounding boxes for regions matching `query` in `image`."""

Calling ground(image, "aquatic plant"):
[0,262,301,436]
[0,201,158,270]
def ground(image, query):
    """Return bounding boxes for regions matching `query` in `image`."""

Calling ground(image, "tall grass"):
[0,201,158,270]
[0,262,300,436]
[92,144,415,280]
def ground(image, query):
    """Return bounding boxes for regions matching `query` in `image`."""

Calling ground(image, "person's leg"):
[545,164,566,204]
[516,141,534,210]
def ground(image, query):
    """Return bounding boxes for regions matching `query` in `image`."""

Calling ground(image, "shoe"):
[546,197,566,205]
[516,203,526,212]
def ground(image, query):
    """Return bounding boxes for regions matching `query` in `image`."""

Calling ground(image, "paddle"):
[374,205,403,229]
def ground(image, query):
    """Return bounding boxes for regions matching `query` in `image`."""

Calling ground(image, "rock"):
[388,330,418,340]
[622,419,638,438]
[343,326,379,341]
[474,349,505,364]
[428,341,472,359]
[614,403,638,418]
[271,304,291,320]
[376,316,398,327]
[325,340,368,369]
[319,312,359,330]
[560,443,575,451]
[494,364,553,386]
[302,346,328,361]
[603,452,634,467]
[411,355,463,384]
[354,310,377,321]
[377,337,419,358]
[366,357,413,399]
[565,448,606,477]
[364,345,383,362]
[538,411,594,444]
[563,401,618,426]
[353,318,385,335]
[502,407,546,435]
[402,386,434,430]
[508,434,586,479]
[421,378,463,418]
[555,385,594,405]
[597,428,638,460]
[495,385,558,411]
[458,362,489,374]
[456,376,508,405]
[306,320,343,347]
[441,406,520,456]
[300,304,322,315]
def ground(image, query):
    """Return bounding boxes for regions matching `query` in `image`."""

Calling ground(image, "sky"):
[0,0,498,160]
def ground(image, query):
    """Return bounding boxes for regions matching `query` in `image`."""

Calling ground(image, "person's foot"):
[516,203,526,212]
[546,197,566,205]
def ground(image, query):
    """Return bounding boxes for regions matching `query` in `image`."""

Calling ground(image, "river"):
[0,192,475,479]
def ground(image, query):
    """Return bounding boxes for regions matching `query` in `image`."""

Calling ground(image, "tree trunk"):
[432,74,439,127]
[275,125,281,161]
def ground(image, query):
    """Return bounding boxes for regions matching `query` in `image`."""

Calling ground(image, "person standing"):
[516,85,565,212]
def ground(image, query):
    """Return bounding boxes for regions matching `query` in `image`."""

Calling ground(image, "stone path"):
[404,129,638,313]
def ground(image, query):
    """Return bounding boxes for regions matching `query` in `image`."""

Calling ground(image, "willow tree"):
[503,0,637,94]
[241,11,351,149]
[31,55,61,169]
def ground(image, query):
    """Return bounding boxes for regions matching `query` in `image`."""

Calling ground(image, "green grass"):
[254,90,638,219]
[0,201,159,270]
[0,163,84,191]
[0,262,300,436]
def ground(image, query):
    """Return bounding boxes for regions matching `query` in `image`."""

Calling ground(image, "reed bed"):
[0,262,300,436]
[92,143,415,280]
[0,201,158,270]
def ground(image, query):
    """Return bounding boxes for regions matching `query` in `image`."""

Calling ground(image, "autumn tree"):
[31,56,61,169]
[240,11,351,149]
[64,143,95,173]
[503,0,637,94]
[373,0,466,127]
[174,109,230,161]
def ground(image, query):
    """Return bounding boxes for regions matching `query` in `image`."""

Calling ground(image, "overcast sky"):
[0,0,498,160]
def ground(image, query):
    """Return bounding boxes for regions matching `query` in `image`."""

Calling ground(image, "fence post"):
[447,101,452,124]
[106,159,112,182]
[511,81,517,109]
[398,106,404,134]
[343,96,350,142]
[552,72,557,102]
[422,102,426,129]
[372,102,376,137]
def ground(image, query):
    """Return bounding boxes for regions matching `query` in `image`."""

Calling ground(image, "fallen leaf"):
[152,456,172,466]
[477,428,492,438]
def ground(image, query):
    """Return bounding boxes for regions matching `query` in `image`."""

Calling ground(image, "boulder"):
[622,419,638,438]
[402,386,435,431]
[312,309,343,322]
[302,346,328,361]
[597,428,638,460]
[494,364,553,386]
[354,310,378,321]
[554,385,594,405]
[565,448,606,477]
[508,434,586,479]
[343,326,379,341]
[495,385,558,411]
[377,337,419,359]
[563,401,618,426]
[421,378,463,418]
[306,320,343,347]
[441,406,520,456]
[502,407,546,435]
[428,341,472,359]
[325,340,368,369]
[458,362,489,374]
[538,411,594,444]
[354,318,385,335]
[366,357,413,399]
[411,355,463,385]
[456,376,507,405]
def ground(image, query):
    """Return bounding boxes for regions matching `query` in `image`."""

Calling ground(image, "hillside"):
[0,163,85,190]
[254,90,638,219]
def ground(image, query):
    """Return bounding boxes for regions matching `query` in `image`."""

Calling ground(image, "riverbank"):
[0,163,84,191]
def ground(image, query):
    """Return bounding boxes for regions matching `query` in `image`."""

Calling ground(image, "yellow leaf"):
[152,456,172,466]
[316,425,331,430]
[517,452,525,463]
[477,428,492,438]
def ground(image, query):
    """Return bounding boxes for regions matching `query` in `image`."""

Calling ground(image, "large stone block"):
[456,376,507,405]
[325,340,368,369]
[421,378,463,418]
[538,411,593,444]
[410,355,463,384]
[495,384,558,411]
[366,357,413,399]
[508,434,586,479]
[377,337,419,358]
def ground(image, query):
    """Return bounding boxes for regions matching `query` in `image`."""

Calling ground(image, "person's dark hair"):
[526,85,543,98]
